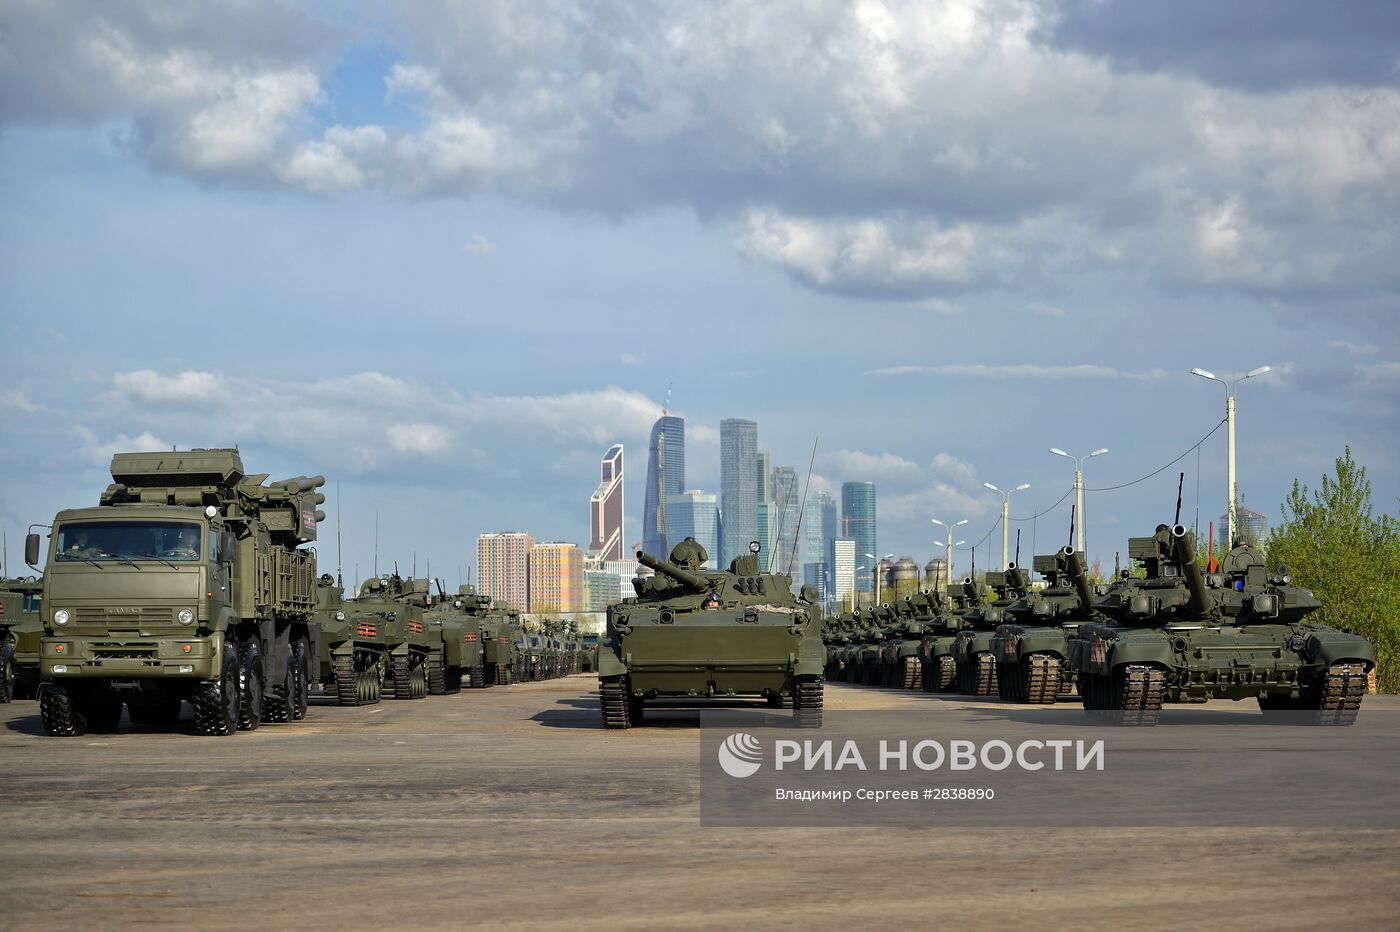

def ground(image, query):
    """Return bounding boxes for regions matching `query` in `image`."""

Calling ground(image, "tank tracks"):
[1082,664,1167,725]
[1316,661,1367,725]
[600,678,630,729]
[958,652,997,696]
[1000,653,1059,704]
[794,679,824,728]
[492,662,512,686]
[426,656,447,695]
[332,654,383,706]
[922,655,957,693]
[391,655,427,700]
[899,657,921,690]
[467,665,488,688]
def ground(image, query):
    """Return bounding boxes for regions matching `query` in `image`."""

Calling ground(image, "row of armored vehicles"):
[10,448,591,736]
[824,524,1375,725]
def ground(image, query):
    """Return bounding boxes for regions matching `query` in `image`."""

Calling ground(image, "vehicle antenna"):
[1174,471,1185,527]
[786,437,819,581]
[1068,502,1077,550]
[336,479,343,588]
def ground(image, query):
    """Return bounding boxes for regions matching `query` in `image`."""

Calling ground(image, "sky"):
[1,0,1397,584]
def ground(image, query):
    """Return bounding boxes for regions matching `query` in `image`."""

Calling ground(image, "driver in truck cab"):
[162,526,201,560]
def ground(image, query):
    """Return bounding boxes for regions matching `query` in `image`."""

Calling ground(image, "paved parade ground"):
[2,679,1398,930]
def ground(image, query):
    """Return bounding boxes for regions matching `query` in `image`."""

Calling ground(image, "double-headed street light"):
[864,552,893,606]
[1048,447,1109,559]
[930,518,969,593]
[1191,365,1271,546]
[855,566,866,611]
[982,482,1030,570]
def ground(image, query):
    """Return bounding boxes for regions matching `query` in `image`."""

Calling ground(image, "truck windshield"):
[55,521,203,563]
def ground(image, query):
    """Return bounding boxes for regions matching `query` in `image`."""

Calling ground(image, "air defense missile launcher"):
[991,548,1099,703]
[29,449,324,736]
[1068,524,1376,725]
[314,573,405,705]
[0,576,44,702]
[597,538,825,729]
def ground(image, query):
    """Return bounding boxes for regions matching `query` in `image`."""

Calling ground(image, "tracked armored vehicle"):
[597,538,825,729]
[481,607,522,685]
[992,548,1099,703]
[1068,524,1375,725]
[314,574,404,705]
[30,449,323,736]
[0,576,44,702]
[351,574,429,700]
[918,590,970,693]
[878,597,930,689]
[952,573,1017,695]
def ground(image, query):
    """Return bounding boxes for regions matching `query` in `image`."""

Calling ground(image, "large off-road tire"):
[426,655,448,695]
[238,639,264,731]
[794,678,824,728]
[0,643,15,704]
[262,640,292,724]
[193,644,242,736]
[128,696,183,727]
[290,639,310,721]
[600,677,631,729]
[40,684,87,736]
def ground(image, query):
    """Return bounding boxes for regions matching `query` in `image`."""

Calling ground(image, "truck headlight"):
[178,609,195,625]
[54,609,70,626]
[335,611,346,621]
[51,664,69,674]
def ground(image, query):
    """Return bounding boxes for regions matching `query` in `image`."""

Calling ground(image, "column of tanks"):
[8,448,585,737]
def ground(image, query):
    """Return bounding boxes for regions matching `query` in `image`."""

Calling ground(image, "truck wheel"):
[290,640,309,721]
[263,642,293,723]
[238,640,264,731]
[0,643,15,703]
[193,645,241,736]
[40,684,87,736]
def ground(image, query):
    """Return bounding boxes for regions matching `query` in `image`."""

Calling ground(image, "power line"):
[1083,417,1228,492]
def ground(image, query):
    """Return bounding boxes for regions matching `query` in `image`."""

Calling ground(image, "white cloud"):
[867,363,1169,380]
[1028,301,1067,318]
[620,353,644,366]
[113,369,224,403]
[387,423,449,454]
[463,232,496,255]
[0,388,41,414]
[74,427,169,465]
[819,449,923,481]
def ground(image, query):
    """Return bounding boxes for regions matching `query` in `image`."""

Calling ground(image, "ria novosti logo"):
[717,733,764,778]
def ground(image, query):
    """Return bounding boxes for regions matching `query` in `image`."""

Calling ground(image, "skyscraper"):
[830,537,856,612]
[719,418,757,567]
[841,481,876,593]
[772,465,799,575]
[816,490,838,560]
[477,531,533,610]
[666,490,719,569]
[528,541,585,613]
[641,414,685,559]
[588,443,624,563]
[802,490,833,594]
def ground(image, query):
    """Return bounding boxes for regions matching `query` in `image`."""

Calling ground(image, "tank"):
[917,589,971,692]
[313,573,406,705]
[30,449,324,736]
[1066,524,1376,725]
[951,573,1018,695]
[991,548,1099,703]
[596,538,825,728]
[0,576,44,702]
[877,596,929,689]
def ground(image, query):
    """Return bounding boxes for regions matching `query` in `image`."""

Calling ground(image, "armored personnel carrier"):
[481,607,521,685]
[992,548,1099,703]
[314,573,405,705]
[0,576,44,702]
[952,573,1018,695]
[29,449,323,736]
[918,589,971,693]
[1068,524,1375,725]
[351,574,429,700]
[597,538,825,729]
[435,585,503,688]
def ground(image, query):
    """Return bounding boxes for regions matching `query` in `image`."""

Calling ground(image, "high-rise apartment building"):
[666,489,719,569]
[477,531,533,611]
[641,415,685,559]
[841,481,876,592]
[771,465,800,576]
[719,418,757,567]
[588,443,624,563]
[528,542,584,613]
[830,537,856,611]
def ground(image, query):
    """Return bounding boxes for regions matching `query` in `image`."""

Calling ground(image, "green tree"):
[1267,447,1400,692]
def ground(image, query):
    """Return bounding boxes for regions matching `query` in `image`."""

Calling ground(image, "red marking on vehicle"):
[357,622,377,638]
[499,636,508,644]
[408,621,424,635]
[464,632,478,642]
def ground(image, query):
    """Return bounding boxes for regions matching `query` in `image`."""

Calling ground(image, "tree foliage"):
[1267,447,1400,692]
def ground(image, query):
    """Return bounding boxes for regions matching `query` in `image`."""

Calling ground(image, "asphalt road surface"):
[2,679,1397,930]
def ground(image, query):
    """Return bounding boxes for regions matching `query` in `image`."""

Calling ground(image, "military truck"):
[0,576,44,702]
[1068,524,1375,725]
[314,573,406,705]
[28,449,323,736]
[992,548,1098,703]
[597,538,825,729]
[952,572,1019,695]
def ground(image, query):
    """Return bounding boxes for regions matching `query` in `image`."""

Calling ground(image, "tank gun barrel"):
[1170,525,1219,619]
[635,550,708,589]
[1061,546,1095,615]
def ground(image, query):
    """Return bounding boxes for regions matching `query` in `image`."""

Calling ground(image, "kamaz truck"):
[0,576,44,702]
[27,449,324,736]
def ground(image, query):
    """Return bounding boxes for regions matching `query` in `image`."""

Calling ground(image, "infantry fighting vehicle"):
[952,573,1017,695]
[481,606,522,685]
[350,574,430,699]
[314,573,405,705]
[1068,524,1375,725]
[431,584,502,688]
[414,579,466,695]
[597,538,825,728]
[0,576,44,702]
[992,548,1098,703]
[29,449,323,736]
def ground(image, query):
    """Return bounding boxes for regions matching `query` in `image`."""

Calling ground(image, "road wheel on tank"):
[290,639,310,720]
[40,684,87,736]
[600,676,630,729]
[128,696,182,727]
[0,643,15,704]
[794,677,824,728]
[238,639,264,730]
[426,655,447,695]
[192,643,242,736]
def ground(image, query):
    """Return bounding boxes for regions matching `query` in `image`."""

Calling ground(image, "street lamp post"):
[982,482,1031,570]
[855,565,866,611]
[864,552,893,607]
[931,518,969,593]
[1191,365,1271,546]
[1048,447,1109,558]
